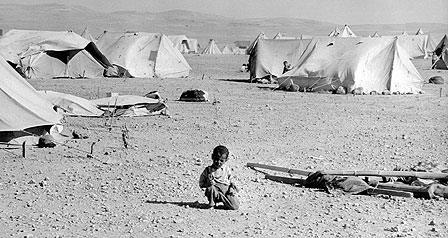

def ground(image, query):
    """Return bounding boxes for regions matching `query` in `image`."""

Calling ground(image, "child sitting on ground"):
[199,145,239,210]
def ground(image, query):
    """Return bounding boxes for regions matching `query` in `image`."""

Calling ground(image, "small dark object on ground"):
[382,90,391,95]
[179,90,209,102]
[38,134,56,148]
[72,130,88,139]
[429,76,444,84]
[370,91,378,95]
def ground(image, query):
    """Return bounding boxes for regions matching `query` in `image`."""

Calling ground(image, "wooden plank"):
[247,163,312,176]
[365,187,414,198]
[264,174,305,185]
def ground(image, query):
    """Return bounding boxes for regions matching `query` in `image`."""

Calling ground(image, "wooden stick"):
[22,141,26,158]
[369,181,431,198]
[320,170,448,180]
[247,163,312,176]
[122,124,129,149]
[365,187,413,198]
[90,142,96,155]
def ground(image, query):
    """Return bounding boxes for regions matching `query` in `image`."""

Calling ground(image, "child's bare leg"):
[204,186,219,207]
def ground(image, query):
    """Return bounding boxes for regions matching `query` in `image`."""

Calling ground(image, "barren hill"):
[0,3,446,46]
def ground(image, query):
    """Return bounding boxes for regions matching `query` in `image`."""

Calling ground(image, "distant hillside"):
[0,3,447,47]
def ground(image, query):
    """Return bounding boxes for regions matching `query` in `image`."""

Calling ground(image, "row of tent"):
[0,29,192,79]
[248,33,448,94]
[258,26,432,41]
[201,39,246,55]
[247,27,437,58]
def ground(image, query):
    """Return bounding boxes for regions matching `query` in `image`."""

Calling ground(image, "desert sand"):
[1,54,447,237]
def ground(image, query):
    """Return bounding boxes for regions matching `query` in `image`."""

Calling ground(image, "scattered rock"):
[39,180,47,187]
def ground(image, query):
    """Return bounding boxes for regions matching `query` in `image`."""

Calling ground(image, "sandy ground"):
[1,54,448,237]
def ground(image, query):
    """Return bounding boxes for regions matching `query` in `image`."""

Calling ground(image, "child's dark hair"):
[212,145,229,160]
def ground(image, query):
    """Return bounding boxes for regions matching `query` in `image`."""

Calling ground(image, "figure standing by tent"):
[199,145,239,210]
[282,60,292,74]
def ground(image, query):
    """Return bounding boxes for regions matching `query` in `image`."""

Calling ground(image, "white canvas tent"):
[338,25,357,37]
[248,38,312,80]
[221,45,233,54]
[0,29,114,79]
[80,27,97,42]
[277,37,423,94]
[273,33,296,40]
[370,32,381,38]
[188,38,199,53]
[232,47,246,55]
[96,32,191,78]
[167,35,190,53]
[415,28,424,35]
[202,39,222,54]
[0,55,62,142]
[328,27,341,37]
[395,34,433,58]
[432,35,448,69]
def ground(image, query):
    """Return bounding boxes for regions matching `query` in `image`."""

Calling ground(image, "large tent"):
[0,29,113,79]
[201,39,222,54]
[96,32,191,78]
[277,37,423,94]
[432,35,448,69]
[248,38,311,80]
[167,35,190,53]
[0,55,61,142]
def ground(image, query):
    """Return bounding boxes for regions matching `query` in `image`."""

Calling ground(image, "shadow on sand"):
[216,78,251,83]
[145,200,228,210]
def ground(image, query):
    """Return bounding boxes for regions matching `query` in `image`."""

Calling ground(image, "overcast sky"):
[4,0,448,24]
